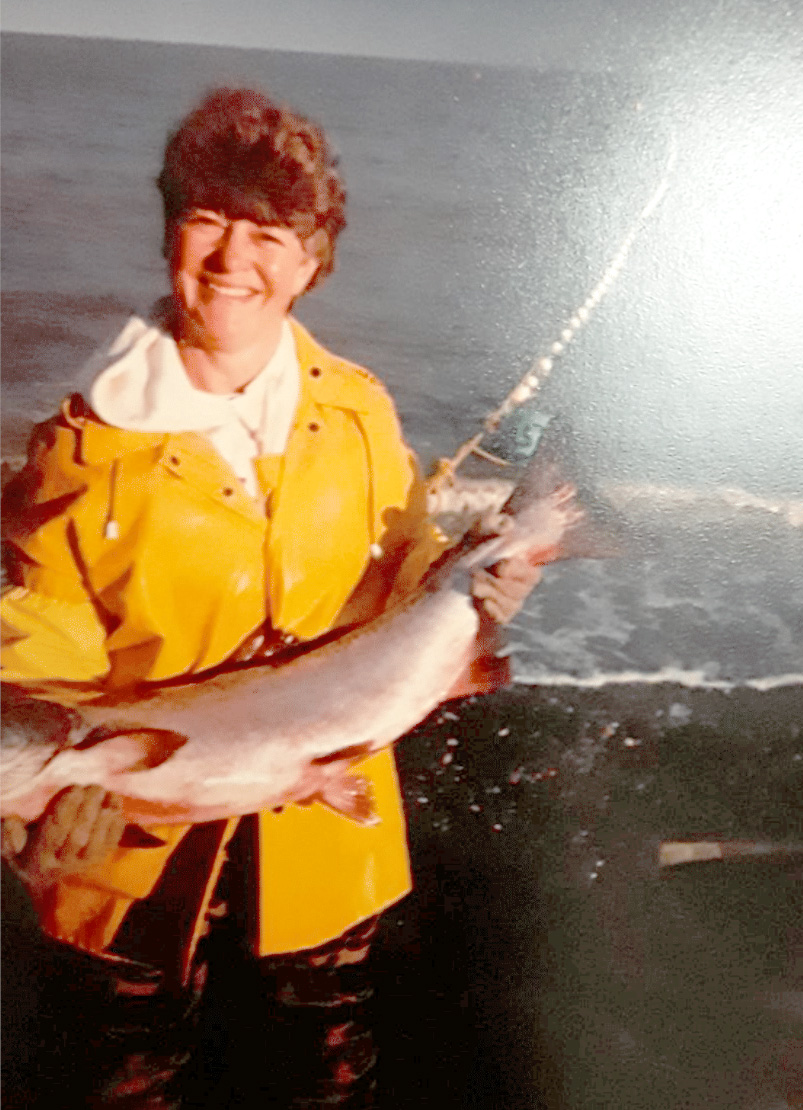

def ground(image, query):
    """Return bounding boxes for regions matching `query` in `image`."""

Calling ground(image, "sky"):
[1,0,679,70]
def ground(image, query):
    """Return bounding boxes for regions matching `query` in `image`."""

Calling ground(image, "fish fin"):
[546,517,625,562]
[445,613,512,699]
[304,745,381,825]
[318,772,380,827]
[497,441,626,564]
[119,824,168,849]
[73,728,188,773]
[311,741,375,766]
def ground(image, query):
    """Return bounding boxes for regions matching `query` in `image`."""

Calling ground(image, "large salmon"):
[1,477,594,828]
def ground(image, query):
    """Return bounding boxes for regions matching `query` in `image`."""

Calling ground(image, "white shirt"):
[90,317,300,497]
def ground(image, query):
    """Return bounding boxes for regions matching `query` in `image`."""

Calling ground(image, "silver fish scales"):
[1,478,592,829]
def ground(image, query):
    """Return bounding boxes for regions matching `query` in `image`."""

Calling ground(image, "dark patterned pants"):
[200,914,381,1109]
[24,916,381,1109]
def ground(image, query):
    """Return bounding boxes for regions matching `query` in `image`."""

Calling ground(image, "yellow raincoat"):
[1,318,443,977]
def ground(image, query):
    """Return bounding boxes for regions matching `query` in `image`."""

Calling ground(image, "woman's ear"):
[294,229,329,295]
[292,251,322,298]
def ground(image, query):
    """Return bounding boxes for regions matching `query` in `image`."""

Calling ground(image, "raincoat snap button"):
[223,487,234,497]
[308,422,320,432]
[169,455,180,466]
[310,367,321,377]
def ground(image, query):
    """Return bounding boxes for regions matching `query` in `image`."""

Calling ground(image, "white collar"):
[90,316,299,436]
[88,316,301,495]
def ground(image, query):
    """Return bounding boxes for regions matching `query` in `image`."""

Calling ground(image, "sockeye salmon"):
[1,472,600,829]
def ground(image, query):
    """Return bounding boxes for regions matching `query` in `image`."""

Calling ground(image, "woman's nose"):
[210,220,252,270]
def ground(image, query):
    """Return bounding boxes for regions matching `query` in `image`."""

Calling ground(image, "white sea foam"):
[515,667,803,692]
[603,481,803,528]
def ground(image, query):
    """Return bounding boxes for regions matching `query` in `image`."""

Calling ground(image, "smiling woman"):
[170,212,321,391]
[1,83,541,1108]
[1,86,424,1109]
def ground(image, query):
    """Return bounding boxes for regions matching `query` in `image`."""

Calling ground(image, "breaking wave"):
[515,668,803,692]
[603,481,803,529]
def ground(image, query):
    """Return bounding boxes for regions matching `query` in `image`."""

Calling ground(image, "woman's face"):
[169,209,320,358]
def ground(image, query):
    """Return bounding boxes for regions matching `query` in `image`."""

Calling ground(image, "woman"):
[1,87,540,1107]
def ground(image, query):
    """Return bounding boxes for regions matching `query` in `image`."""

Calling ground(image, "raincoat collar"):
[70,315,378,466]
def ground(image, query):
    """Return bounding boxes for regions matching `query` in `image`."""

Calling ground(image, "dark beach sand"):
[3,682,802,1108]
[379,682,803,1110]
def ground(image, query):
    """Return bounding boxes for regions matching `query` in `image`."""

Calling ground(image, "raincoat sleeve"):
[1,419,111,686]
[1,422,191,932]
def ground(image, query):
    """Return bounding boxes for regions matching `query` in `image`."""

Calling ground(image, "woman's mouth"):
[203,279,258,299]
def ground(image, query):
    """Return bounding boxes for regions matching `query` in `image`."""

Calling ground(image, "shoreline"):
[507,675,803,728]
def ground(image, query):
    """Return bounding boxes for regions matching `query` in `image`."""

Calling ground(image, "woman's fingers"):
[79,796,126,863]
[472,557,543,624]
[20,785,125,884]
[1,815,29,860]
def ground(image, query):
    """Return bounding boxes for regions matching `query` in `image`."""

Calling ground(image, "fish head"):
[0,684,81,801]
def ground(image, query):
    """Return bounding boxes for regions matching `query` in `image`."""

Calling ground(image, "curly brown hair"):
[157,87,346,289]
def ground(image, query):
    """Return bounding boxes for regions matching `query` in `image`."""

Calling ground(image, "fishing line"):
[429,132,678,500]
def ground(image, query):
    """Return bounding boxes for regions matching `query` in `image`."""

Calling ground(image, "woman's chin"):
[182,302,268,352]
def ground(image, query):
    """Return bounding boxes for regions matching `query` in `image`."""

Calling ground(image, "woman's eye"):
[188,213,225,230]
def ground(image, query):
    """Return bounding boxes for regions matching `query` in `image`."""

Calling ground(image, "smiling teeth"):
[208,283,253,298]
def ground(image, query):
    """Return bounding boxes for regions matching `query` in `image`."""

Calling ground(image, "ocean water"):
[2,32,802,689]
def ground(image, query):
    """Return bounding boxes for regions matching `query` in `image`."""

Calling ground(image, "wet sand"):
[376,682,803,1109]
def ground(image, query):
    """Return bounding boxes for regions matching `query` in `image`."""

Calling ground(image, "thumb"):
[1,816,28,860]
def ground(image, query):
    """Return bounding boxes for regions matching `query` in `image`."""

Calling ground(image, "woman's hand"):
[471,556,543,624]
[2,785,125,896]
[469,509,544,625]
